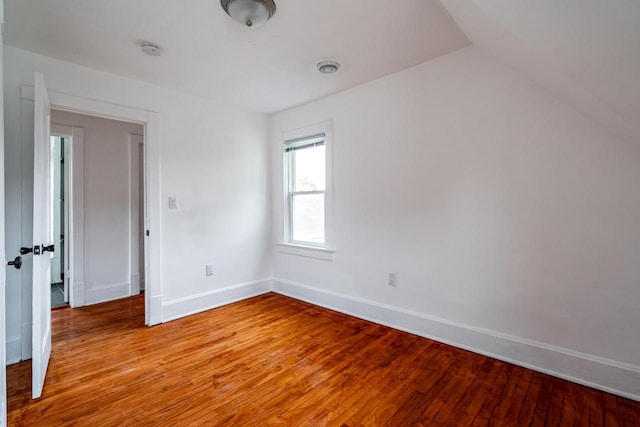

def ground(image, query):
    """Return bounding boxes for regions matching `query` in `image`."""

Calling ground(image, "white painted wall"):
[4,46,272,362]
[270,46,640,398]
[51,110,143,304]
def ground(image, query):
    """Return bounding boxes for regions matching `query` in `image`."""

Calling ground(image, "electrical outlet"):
[206,264,213,276]
[388,272,397,287]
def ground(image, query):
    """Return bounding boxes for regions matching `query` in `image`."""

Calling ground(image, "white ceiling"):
[442,0,640,143]
[4,0,470,114]
[6,0,639,139]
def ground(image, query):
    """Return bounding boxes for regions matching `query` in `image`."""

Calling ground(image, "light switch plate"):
[168,196,178,209]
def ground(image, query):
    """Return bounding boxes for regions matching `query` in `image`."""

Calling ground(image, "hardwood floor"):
[7,293,640,426]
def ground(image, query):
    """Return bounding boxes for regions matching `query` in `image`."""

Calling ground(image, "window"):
[283,123,332,249]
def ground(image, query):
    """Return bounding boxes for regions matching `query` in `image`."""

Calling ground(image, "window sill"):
[276,243,336,261]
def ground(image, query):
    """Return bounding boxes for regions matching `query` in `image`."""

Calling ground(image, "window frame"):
[282,122,333,252]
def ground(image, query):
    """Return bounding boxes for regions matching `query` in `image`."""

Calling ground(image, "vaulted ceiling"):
[442,0,640,144]
[5,0,640,143]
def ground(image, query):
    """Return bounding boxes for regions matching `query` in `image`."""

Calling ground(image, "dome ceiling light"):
[221,0,276,28]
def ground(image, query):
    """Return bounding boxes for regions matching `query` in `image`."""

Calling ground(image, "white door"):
[1,1,8,421]
[32,72,53,399]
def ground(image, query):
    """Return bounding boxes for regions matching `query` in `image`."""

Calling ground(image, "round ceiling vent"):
[141,42,163,56]
[317,60,340,74]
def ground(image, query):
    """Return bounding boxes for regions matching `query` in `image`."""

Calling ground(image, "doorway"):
[43,88,163,327]
[9,80,162,399]
[15,83,163,368]
[50,110,146,311]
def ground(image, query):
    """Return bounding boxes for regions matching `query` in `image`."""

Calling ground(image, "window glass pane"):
[292,193,325,244]
[293,145,325,192]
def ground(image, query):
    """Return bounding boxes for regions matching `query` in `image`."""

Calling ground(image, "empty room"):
[1,0,640,425]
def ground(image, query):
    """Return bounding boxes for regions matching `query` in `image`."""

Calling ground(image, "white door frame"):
[46,91,162,326]
[61,136,70,303]
[129,133,145,296]
[49,125,84,308]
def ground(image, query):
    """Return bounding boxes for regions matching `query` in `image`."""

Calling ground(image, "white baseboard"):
[71,281,86,308]
[130,273,141,295]
[148,295,162,326]
[162,279,272,322]
[6,336,21,365]
[272,278,640,402]
[85,282,131,305]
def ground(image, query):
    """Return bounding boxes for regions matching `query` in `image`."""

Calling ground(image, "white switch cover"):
[168,196,178,209]
[206,264,214,276]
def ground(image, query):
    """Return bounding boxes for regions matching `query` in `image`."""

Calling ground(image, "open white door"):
[1,2,9,421]
[32,72,53,399]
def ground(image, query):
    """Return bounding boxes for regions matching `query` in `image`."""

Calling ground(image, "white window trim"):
[276,243,335,261]
[281,121,334,259]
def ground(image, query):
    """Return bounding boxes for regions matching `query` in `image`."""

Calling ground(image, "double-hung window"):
[284,129,329,248]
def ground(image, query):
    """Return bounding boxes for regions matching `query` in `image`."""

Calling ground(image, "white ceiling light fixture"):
[141,41,163,56]
[317,60,340,74]
[221,0,276,28]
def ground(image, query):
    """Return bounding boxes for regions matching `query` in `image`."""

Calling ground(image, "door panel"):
[32,72,52,399]
[1,5,8,420]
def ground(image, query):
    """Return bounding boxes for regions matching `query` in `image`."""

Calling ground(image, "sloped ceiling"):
[5,0,639,137]
[441,0,640,144]
[3,0,469,114]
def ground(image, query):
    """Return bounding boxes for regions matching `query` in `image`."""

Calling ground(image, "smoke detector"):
[317,60,340,74]
[141,42,163,57]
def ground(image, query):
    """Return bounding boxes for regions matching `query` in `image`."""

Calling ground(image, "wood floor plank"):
[588,388,606,427]
[451,358,510,426]
[618,397,640,427]
[317,340,437,425]
[603,393,620,427]
[282,333,423,425]
[407,353,489,425]
[7,292,640,426]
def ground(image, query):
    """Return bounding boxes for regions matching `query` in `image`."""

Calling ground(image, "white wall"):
[4,46,272,362]
[51,110,143,304]
[270,46,640,399]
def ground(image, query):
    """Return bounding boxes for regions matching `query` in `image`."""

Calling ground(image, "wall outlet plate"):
[388,272,397,287]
